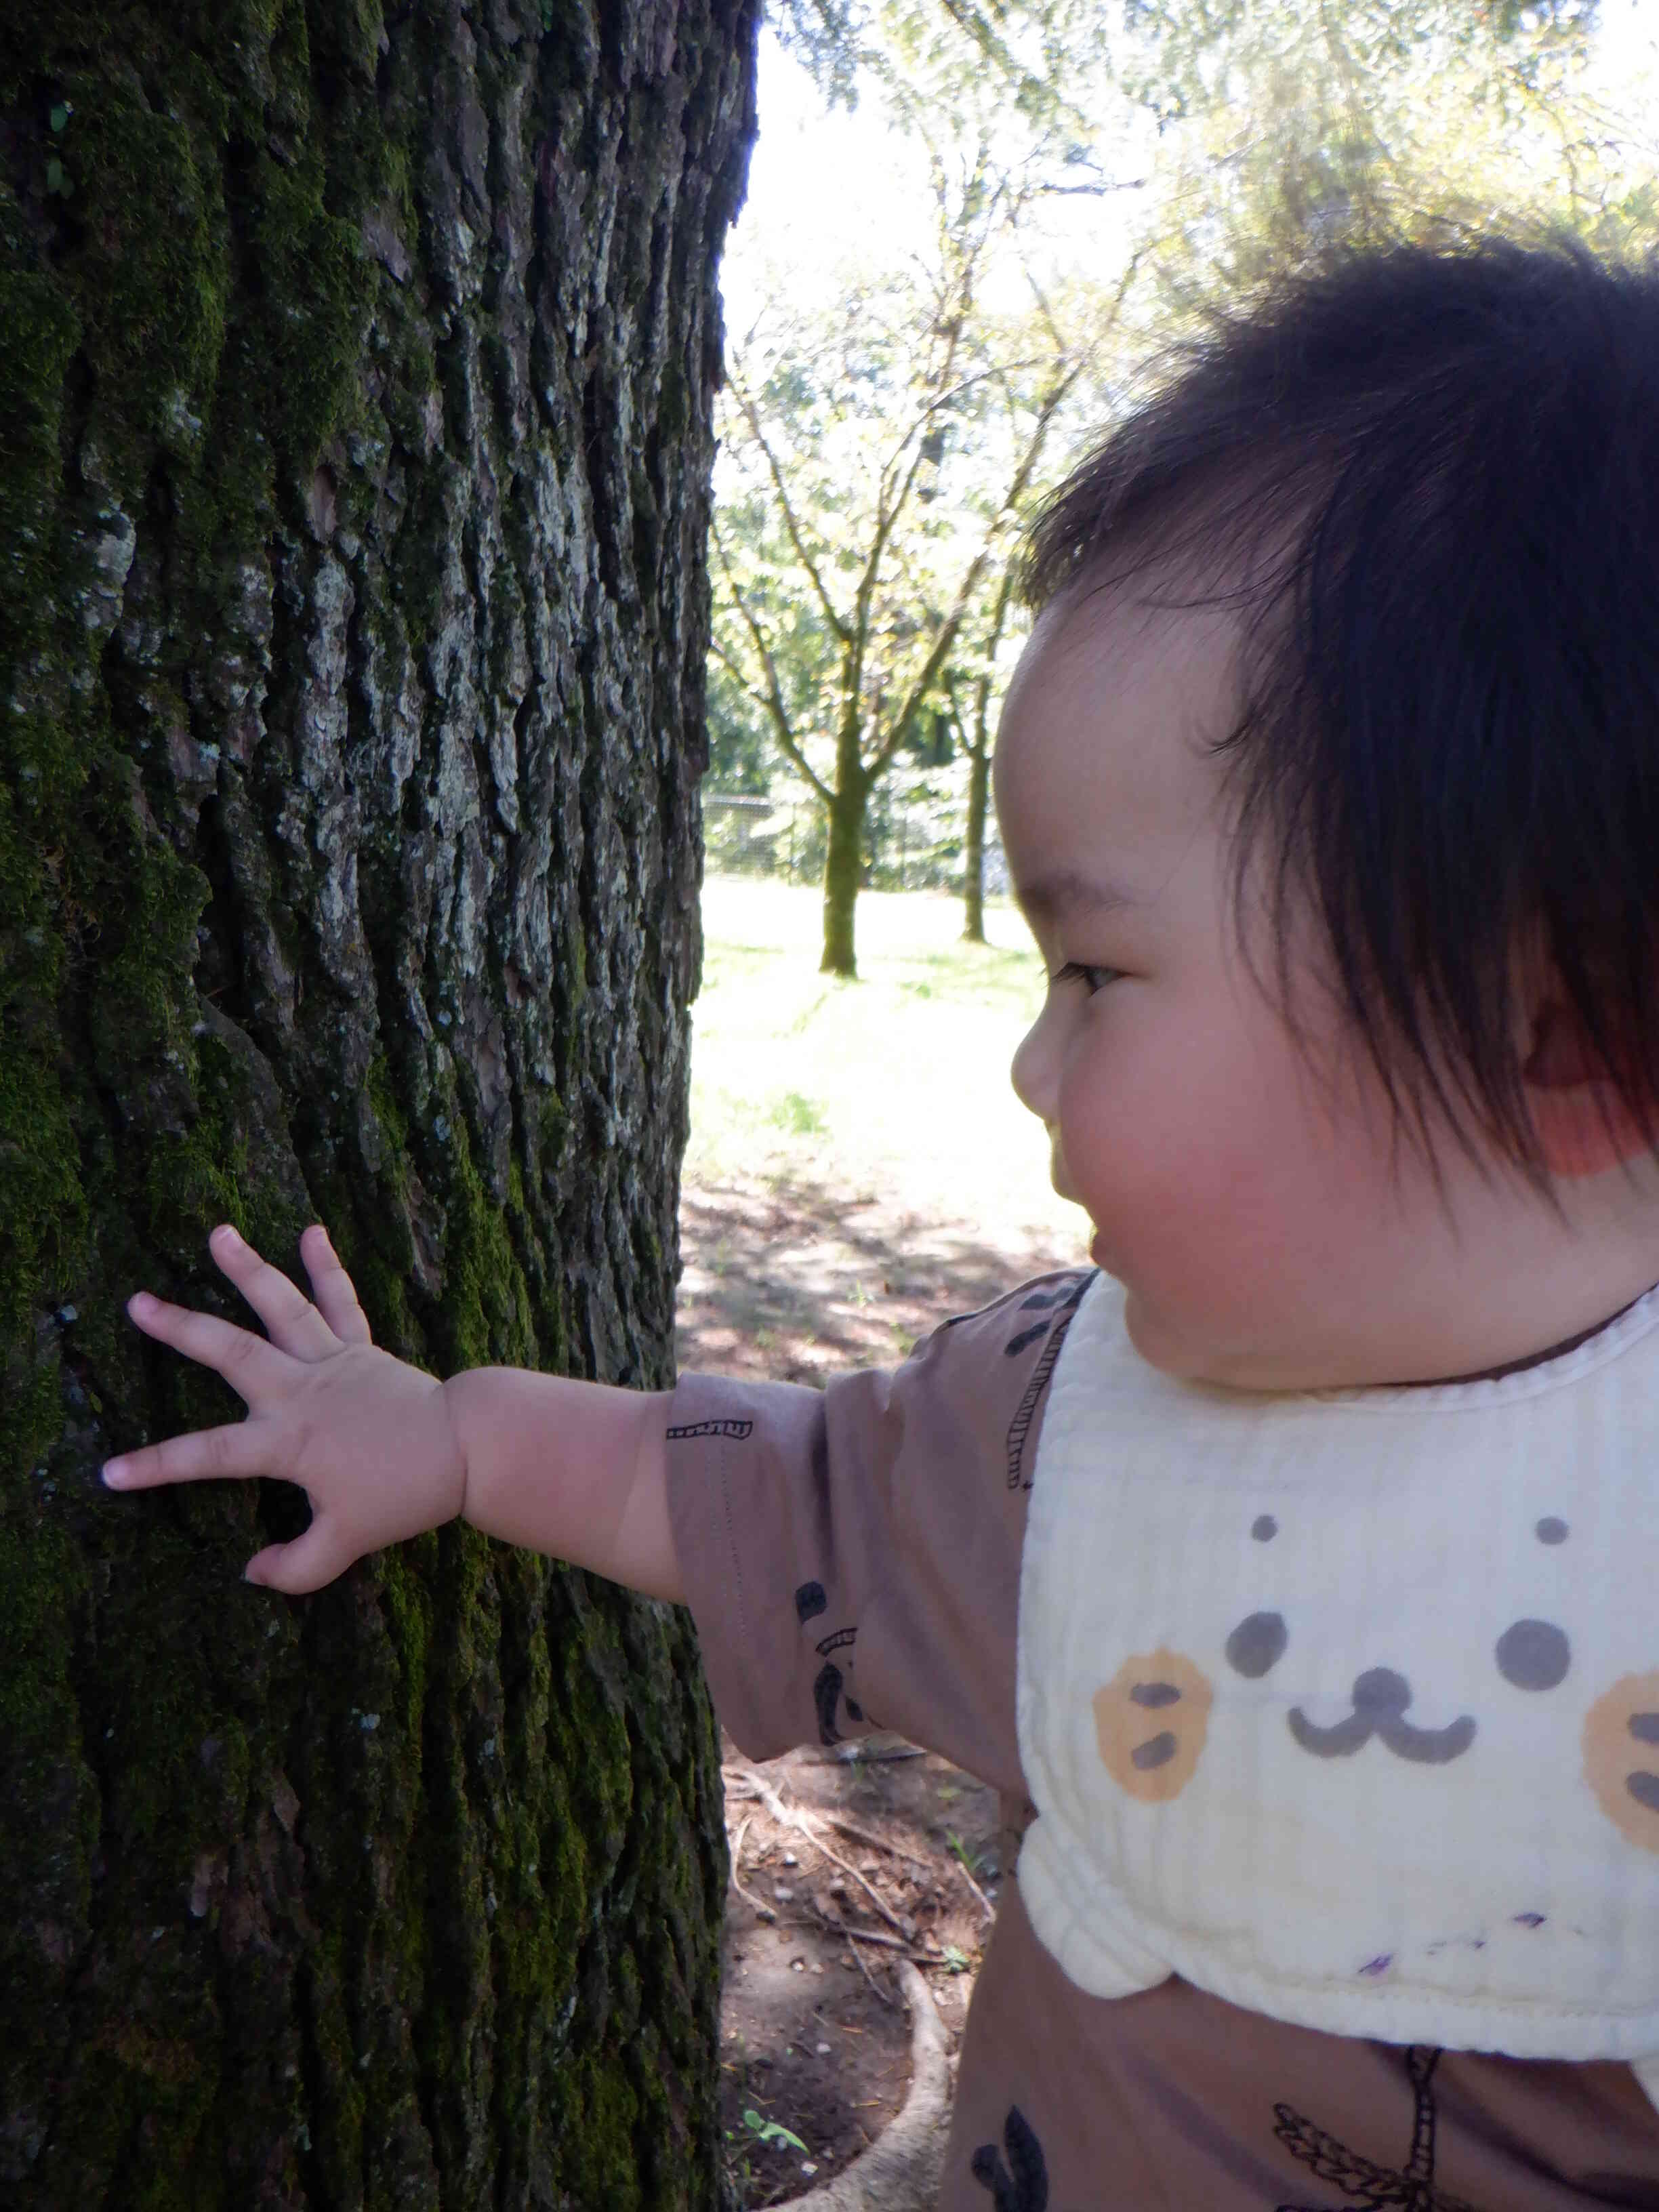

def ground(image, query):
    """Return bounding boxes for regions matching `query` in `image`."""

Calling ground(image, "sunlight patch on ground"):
[687,878,1090,1261]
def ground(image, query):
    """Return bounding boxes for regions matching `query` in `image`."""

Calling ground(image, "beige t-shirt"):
[665,1271,1659,2209]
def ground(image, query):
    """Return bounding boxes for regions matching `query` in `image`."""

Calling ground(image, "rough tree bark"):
[1,1,756,2205]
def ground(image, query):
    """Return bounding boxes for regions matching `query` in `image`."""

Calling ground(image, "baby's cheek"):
[1583,1669,1659,1851]
[1094,1647,1213,1803]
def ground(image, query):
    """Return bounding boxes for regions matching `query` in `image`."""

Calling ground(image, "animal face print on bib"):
[1584,1670,1659,1851]
[1015,1271,1659,2059]
[1092,1647,1212,1803]
[1087,1515,1659,1858]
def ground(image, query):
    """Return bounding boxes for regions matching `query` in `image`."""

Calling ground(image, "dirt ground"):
[674,1169,1078,2207]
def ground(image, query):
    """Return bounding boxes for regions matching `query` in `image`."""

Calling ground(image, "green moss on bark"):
[1,0,753,2196]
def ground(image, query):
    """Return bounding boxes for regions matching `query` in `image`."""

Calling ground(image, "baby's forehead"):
[1000,582,1244,763]
[994,588,1242,878]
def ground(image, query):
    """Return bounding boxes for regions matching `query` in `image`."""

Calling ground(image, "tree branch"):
[712,521,834,806]
[867,356,1083,779]
[729,375,854,648]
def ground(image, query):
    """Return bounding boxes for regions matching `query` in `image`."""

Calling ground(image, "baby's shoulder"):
[935,1265,1095,1355]
[901,1265,1097,1496]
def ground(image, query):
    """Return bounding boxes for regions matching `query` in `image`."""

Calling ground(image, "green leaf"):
[742,2109,810,2151]
[45,157,72,197]
[49,103,70,133]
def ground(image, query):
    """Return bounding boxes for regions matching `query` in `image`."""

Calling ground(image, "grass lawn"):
[685,876,1091,1261]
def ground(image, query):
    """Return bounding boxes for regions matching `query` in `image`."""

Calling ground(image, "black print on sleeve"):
[1006,1273,1092,1492]
[970,2105,1048,2211]
[1272,2047,1482,2211]
[664,1416,754,1440]
[811,1623,865,1744]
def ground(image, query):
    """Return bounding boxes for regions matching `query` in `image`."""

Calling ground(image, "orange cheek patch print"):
[1582,1668,1659,1851]
[1094,1647,1213,1802]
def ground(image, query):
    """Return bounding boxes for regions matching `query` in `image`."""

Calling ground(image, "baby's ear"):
[1514,955,1657,1179]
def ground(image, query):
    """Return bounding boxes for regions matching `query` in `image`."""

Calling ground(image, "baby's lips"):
[1583,1668,1659,1851]
[1094,1646,1213,1803]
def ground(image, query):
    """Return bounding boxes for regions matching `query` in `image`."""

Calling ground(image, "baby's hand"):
[103,1223,467,1594]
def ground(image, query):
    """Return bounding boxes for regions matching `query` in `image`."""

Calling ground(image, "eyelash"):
[1049,960,1120,994]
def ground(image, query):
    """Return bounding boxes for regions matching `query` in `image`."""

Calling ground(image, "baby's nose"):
[1353,1666,1412,1717]
[1010,1001,1062,1120]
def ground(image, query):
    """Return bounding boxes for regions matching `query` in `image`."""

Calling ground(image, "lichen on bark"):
[0,0,757,2201]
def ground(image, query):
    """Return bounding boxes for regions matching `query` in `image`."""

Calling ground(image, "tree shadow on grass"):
[676,1167,1083,1388]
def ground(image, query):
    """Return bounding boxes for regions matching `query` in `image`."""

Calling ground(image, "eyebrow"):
[1015,869,1143,926]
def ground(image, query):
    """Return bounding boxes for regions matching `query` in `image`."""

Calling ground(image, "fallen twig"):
[819,1809,916,1864]
[949,1851,996,1925]
[840,1919,896,2009]
[734,1765,909,1939]
[726,1813,777,1923]
[808,1905,935,1966]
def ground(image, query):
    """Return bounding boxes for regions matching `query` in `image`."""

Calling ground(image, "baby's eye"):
[1050,960,1120,994]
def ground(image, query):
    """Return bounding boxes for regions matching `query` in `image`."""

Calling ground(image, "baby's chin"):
[1119,1287,1214,1380]
[1120,1287,1326,1394]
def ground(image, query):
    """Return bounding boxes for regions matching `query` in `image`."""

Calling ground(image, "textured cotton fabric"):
[1019,1269,1659,2062]
[664,1271,1659,2208]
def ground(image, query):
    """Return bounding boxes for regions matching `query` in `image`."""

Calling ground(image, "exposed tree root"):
[777,1961,952,2212]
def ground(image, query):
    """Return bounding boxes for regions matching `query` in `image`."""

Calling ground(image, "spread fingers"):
[103,1419,265,1490]
[209,1225,340,1359]
[298,1223,373,1346]
[123,1290,291,1401]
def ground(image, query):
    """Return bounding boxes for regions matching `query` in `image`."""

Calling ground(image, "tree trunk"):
[0,2,756,2206]
[820,703,867,977]
[962,739,989,945]
[820,777,868,978]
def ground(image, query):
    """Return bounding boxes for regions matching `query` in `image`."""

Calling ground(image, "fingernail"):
[128,1292,155,1317]
[102,1460,128,1486]
[216,1223,243,1247]
[243,1567,264,1586]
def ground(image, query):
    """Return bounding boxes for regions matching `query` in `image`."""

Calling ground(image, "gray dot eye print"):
[1535,1514,1568,1544]
[1494,1617,1571,1691]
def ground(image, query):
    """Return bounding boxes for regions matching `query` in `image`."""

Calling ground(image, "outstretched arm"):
[103,1223,679,1602]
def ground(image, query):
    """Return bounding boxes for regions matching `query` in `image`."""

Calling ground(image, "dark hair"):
[1022,240,1659,1197]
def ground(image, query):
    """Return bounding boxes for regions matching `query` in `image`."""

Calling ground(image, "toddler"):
[105,241,1659,2207]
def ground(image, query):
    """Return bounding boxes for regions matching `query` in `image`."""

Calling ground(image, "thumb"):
[245,1517,356,1595]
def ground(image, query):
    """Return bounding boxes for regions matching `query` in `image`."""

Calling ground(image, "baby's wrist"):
[435,1370,476,1530]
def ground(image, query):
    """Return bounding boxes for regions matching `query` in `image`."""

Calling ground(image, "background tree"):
[0,1,756,2205]
[1126,0,1652,297]
[712,100,1109,977]
[721,2,1654,977]
[938,565,1019,945]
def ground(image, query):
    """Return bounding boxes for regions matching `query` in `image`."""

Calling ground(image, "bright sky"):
[719,1,1658,333]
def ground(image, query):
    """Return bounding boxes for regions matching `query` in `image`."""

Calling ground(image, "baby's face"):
[996,582,1518,1393]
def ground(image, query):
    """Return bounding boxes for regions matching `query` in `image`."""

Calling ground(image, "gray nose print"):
[1225,1611,1288,1679]
[1495,1618,1571,1691]
[1289,1666,1477,1763]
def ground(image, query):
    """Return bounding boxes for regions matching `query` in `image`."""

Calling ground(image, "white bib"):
[1015,1271,1659,2105]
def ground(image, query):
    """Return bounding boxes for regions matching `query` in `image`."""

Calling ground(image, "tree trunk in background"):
[820,713,867,977]
[0,1,756,2205]
[961,741,989,945]
[821,781,868,977]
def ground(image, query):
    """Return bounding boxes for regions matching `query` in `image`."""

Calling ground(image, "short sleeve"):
[663,1268,1092,1797]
